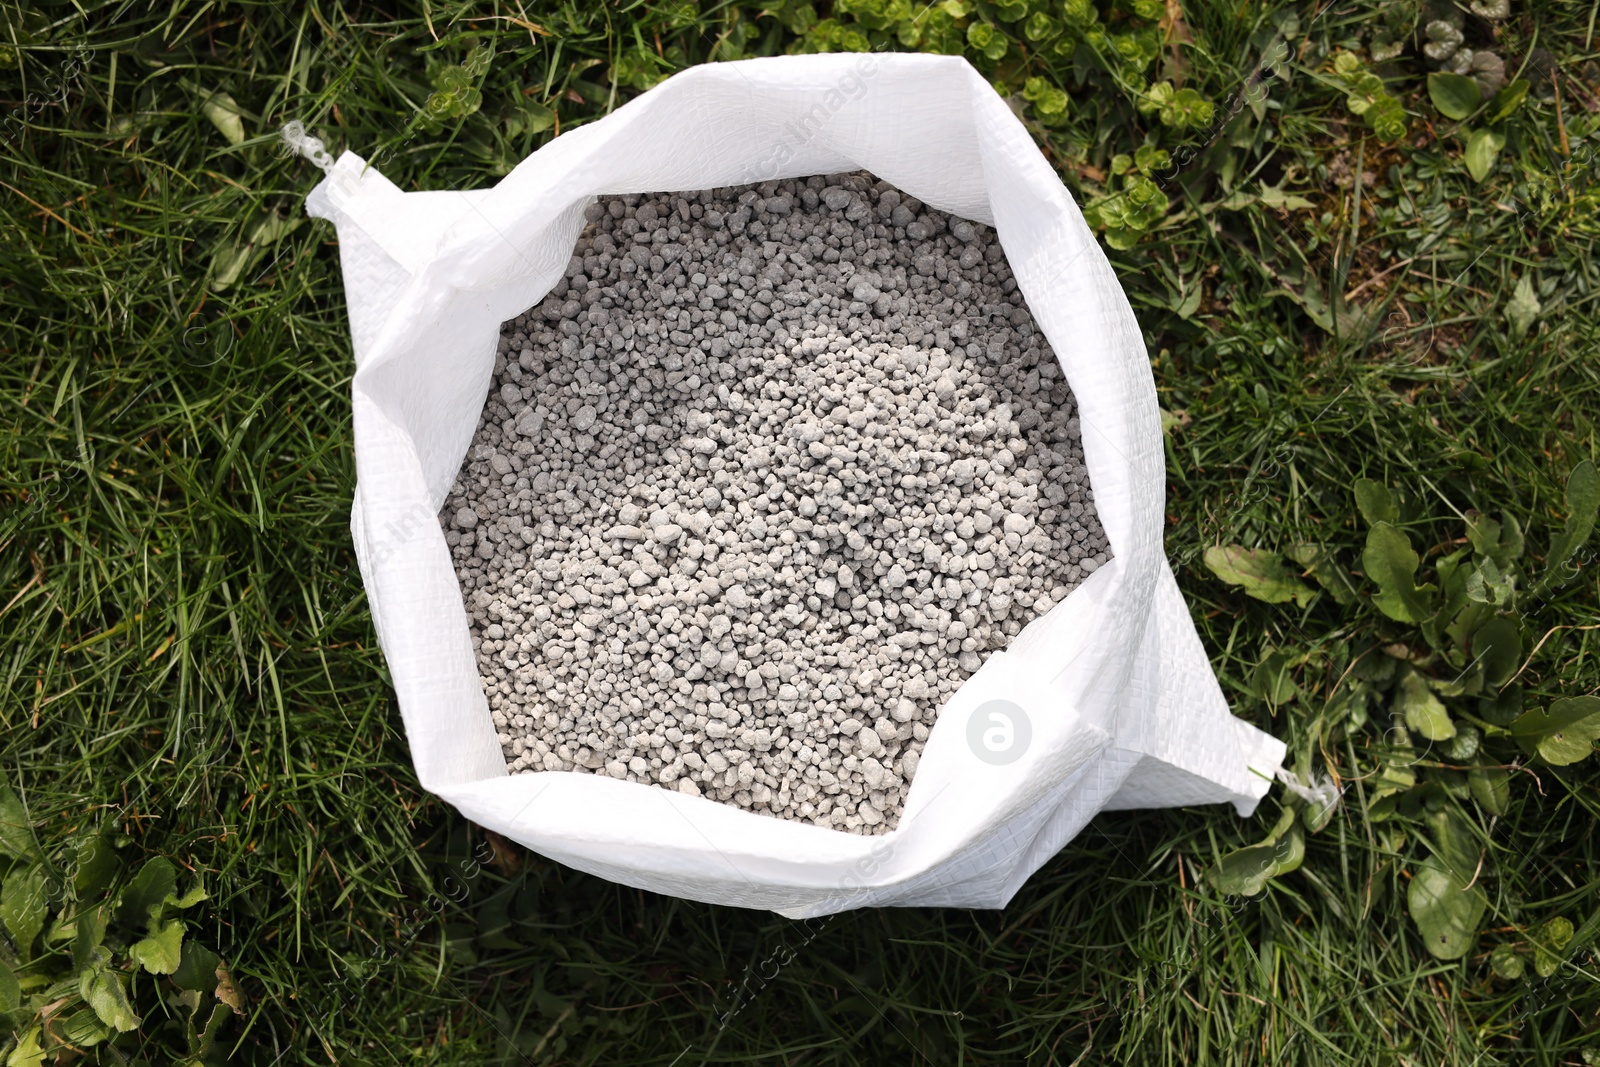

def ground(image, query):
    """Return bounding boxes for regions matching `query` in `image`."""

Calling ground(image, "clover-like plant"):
[1022,75,1070,120]
[1084,144,1172,249]
[1332,51,1409,141]
[1137,80,1216,131]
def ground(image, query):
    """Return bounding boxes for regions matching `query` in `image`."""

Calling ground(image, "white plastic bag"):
[302,52,1284,917]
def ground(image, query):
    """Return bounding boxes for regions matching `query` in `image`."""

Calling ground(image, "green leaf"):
[1486,78,1529,122]
[1465,127,1506,182]
[167,882,209,910]
[74,833,119,898]
[1532,915,1574,951]
[1469,766,1510,814]
[1530,916,1574,978]
[1443,722,1481,761]
[1505,273,1542,336]
[514,99,556,136]
[1207,824,1305,896]
[0,864,48,959]
[1203,545,1316,606]
[1479,683,1524,726]
[0,959,18,1014]
[1471,616,1522,688]
[1429,71,1483,119]
[1354,478,1399,525]
[1287,543,1358,604]
[1546,460,1600,584]
[0,783,36,862]
[116,857,176,928]
[1394,669,1455,741]
[195,1000,233,1055]
[131,917,185,974]
[174,940,222,993]
[1104,227,1148,250]
[1251,648,1299,705]
[6,1025,46,1067]
[1353,652,1400,684]
[1510,696,1600,765]
[209,210,302,293]
[80,961,140,1032]
[1363,523,1437,622]
[60,1006,110,1048]
[73,903,107,974]
[1257,183,1316,211]
[201,90,246,145]
[1132,144,1168,175]
[1490,942,1525,979]
[1466,511,1524,569]
[1409,859,1487,960]
[1464,557,1515,606]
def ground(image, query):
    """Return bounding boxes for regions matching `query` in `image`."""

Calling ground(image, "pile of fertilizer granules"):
[440,171,1109,834]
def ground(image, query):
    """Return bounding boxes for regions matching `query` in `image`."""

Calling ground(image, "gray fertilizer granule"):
[440,171,1110,834]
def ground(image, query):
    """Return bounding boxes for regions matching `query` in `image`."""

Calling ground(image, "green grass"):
[1,0,1598,1063]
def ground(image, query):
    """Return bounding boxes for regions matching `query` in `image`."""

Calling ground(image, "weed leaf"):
[1510,696,1600,765]
[1490,941,1524,979]
[1287,543,1358,604]
[1468,766,1510,814]
[79,960,140,1032]
[1251,648,1299,704]
[1486,78,1529,122]
[1471,615,1522,688]
[1530,916,1574,977]
[1429,72,1483,118]
[1363,523,1436,622]
[1505,273,1542,336]
[200,90,246,145]
[1465,127,1506,182]
[0,958,18,1014]
[1207,824,1304,896]
[1203,546,1315,605]
[0,784,35,862]
[130,917,185,974]
[7,1026,46,1067]
[1354,478,1399,525]
[173,941,222,993]
[0,865,48,959]
[116,858,176,928]
[1409,831,1486,960]
[1395,669,1455,741]
[1545,460,1600,585]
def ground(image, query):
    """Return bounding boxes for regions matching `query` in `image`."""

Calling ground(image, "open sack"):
[302,51,1285,917]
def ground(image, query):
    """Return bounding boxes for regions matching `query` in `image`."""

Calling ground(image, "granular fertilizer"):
[440,171,1109,834]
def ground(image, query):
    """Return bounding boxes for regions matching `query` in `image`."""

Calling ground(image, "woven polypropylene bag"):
[302,51,1285,917]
